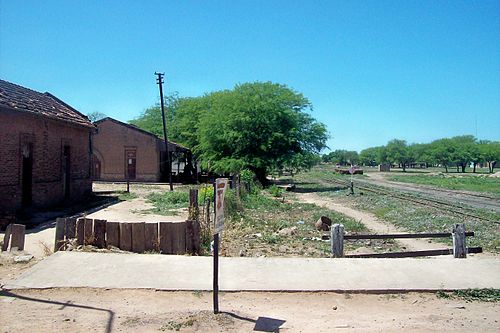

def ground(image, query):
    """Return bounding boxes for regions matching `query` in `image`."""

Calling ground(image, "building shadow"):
[0,290,115,333]
[292,185,346,194]
[221,311,286,332]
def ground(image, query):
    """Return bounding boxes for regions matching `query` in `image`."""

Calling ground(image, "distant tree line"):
[323,136,500,173]
[130,82,328,184]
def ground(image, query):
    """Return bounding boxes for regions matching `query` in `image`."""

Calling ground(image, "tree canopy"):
[130,82,328,183]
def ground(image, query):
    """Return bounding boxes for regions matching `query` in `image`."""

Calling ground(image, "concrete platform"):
[4,252,500,292]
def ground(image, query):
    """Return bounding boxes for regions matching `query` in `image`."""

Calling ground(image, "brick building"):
[0,79,95,226]
[92,117,191,182]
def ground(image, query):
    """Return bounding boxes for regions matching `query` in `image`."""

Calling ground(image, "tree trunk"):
[473,162,477,173]
[402,162,406,172]
[456,165,459,172]
[252,167,269,186]
[444,165,448,173]
[492,161,497,173]
[461,164,466,173]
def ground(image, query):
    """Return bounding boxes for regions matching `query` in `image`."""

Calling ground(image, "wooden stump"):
[131,222,146,253]
[10,224,26,251]
[76,218,85,246]
[2,224,12,251]
[106,222,120,248]
[83,218,93,245]
[66,218,77,238]
[331,224,344,258]
[119,223,132,252]
[186,220,201,255]
[189,189,199,221]
[159,222,175,254]
[453,223,467,258]
[54,218,66,252]
[145,223,159,252]
[93,219,107,248]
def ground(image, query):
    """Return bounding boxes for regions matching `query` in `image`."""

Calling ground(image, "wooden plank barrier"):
[106,222,120,248]
[131,222,146,253]
[93,219,107,248]
[145,223,159,252]
[50,218,199,255]
[83,218,93,245]
[119,223,132,252]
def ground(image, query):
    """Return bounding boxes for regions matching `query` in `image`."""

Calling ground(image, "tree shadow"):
[221,311,286,332]
[0,290,115,333]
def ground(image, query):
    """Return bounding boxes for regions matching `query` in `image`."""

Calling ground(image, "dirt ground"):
[1,288,498,333]
[361,171,500,212]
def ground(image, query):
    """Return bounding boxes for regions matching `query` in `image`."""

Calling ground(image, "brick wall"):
[93,120,160,181]
[0,109,93,215]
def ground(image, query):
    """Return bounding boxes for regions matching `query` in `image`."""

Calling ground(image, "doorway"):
[21,143,33,207]
[125,150,136,180]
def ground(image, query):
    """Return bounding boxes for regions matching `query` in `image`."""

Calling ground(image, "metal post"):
[213,182,219,313]
[155,72,173,191]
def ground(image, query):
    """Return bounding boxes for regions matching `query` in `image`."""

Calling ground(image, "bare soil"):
[294,192,442,252]
[363,172,500,213]
[1,288,499,333]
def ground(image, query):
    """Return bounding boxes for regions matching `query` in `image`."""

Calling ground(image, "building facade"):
[0,79,94,226]
[92,117,190,182]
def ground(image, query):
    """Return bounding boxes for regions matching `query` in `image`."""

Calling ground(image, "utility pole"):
[155,72,173,191]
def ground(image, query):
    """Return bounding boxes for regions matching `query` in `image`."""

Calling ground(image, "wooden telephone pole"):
[155,72,173,191]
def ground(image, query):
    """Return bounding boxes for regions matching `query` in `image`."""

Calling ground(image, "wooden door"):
[125,150,136,180]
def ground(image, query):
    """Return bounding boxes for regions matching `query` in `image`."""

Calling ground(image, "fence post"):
[453,223,467,258]
[331,223,344,258]
[54,218,66,252]
[189,189,199,221]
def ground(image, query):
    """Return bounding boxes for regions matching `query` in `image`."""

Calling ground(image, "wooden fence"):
[54,218,201,255]
[329,223,482,258]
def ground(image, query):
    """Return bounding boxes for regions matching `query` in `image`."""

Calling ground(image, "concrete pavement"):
[4,252,500,292]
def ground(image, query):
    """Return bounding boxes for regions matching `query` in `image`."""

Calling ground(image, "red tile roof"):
[0,79,93,128]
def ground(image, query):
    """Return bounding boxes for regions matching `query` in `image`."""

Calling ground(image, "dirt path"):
[296,192,442,251]
[362,173,500,213]
[1,288,498,332]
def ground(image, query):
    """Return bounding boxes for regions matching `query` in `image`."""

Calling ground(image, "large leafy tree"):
[131,82,328,184]
[385,139,409,171]
[195,82,328,183]
[479,140,500,173]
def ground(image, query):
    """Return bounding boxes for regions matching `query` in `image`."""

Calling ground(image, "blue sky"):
[1,0,499,152]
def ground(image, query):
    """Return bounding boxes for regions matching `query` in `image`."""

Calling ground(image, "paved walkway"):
[4,252,500,292]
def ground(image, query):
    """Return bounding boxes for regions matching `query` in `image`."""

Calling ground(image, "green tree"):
[359,146,385,166]
[479,140,500,173]
[385,139,409,171]
[194,82,328,184]
[129,92,180,138]
[429,138,454,172]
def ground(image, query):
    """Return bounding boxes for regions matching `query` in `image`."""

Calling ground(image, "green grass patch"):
[117,191,138,201]
[146,191,189,215]
[437,289,500,302]
[388,174,500,194]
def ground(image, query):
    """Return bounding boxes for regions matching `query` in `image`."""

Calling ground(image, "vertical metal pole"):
[213,233,219,313]
[155,72,173,191]
[213,181,219,313]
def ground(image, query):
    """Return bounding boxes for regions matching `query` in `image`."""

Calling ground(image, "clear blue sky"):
[1,0,499,152]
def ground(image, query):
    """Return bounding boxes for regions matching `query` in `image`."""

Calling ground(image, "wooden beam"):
[345,247,482,258]
[344,232,474,240]
[144,223,159,252]
[54,218,66,252]
[76,218,85,245]
[119,223,132,252]
[131,222,146,253]
[10,224,26,251]
[93,219,107,248]
[106,222,120,248]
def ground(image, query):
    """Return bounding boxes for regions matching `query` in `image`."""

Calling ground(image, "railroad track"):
[325,178,498,223]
